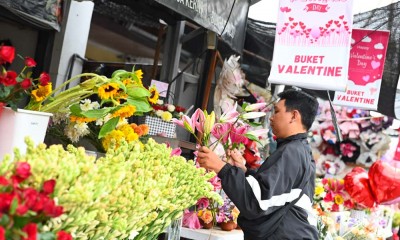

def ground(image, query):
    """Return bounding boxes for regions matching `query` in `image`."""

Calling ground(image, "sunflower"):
[31,83,52,102]
[98,82,119,100]
[148,86,159,104]
[334,194,344,205]
[112,105,136,118]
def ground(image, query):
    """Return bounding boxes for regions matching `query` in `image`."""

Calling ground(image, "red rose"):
[0,71,17,86]
[57,231,73,240]
[0,45,15,64]
[43,198,63,217]
[22,223,37,240]
[0,226,5,240]
[16,204,29,216]
[0,176,8,186]
[42,179,56,195]
[20,78,32,89]
[0,193,15,212]
[24,57,36,67]
[23,188,39,209]
[15,162,31,181]
[39,72,50,86]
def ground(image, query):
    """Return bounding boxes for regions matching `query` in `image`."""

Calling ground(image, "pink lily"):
[182,209,201,229]
[245,129,269,139]
[211,122,232,144]
[230,124,249,144]
[194,108,205,134]
[220,102,239,123]
[170,147,182,156]
[244,102,267,112]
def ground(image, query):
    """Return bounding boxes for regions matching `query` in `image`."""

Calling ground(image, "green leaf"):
[126,86,151,98]
[241,102,249,110]
[69,103,84,117]
[127,98,152,113]
[244,133,262,145]
[111,69,128,78]
[38,232,56,240]
[98,117,119,138]
[246,121,262,127]
[9,197,18,215]
[82,108,112,119]
[0,213,10,225]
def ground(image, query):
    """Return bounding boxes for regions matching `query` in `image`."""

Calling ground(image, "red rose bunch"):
[0,161,72,240]
[0,45,52,113]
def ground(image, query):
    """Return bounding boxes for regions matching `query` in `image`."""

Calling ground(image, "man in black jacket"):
[197,88,319,239]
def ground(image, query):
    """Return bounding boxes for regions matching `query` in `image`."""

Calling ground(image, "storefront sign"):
[333,29,390,110]
[268,0,354,91]
[153,0,249,53]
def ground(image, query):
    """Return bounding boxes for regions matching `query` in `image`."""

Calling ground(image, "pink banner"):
[268,0,354,91]
[333,29,390,110]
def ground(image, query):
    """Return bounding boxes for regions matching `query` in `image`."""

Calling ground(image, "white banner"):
[268,0,354,91]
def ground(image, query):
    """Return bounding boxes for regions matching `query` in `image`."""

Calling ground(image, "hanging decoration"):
[333,29,390,110]
[268,0,354,91]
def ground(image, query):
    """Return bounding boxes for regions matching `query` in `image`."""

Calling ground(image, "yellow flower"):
[98,82,119,100]
[69,115,96,123]
[315,186,325,196]
[31,83,52,102]
[161,111,172,122]
[334,194,344,205]
[135,69,143,80]
[148,86,159,104]
[118,124,139,142]
[102,130,124,150]
[112,105,136,119]
[122,78,132,85]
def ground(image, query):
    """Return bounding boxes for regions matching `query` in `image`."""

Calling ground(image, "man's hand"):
[227,148,247,173]
[197,146,226,173]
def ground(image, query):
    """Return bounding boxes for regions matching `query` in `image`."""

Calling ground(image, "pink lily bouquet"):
[173,102,269,159]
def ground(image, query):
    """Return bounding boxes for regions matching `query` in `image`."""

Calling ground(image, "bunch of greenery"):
[0,138,221,239]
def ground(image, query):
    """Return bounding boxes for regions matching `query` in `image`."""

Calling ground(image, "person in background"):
[197,88,319,240]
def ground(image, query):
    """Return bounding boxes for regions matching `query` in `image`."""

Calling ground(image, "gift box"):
[138,116,176,138]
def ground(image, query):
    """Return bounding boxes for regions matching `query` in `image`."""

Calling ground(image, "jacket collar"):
[276,132,308,145]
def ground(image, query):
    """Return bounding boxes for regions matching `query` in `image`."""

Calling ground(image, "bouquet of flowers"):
[46,68,153,152]
[321,178,353,212]
[0,161,72,239]
[216,197,240,224]
[150,99,186,122]
[0,45,104,115]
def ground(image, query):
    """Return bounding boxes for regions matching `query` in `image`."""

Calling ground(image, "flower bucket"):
[138,116,176,138]
[0,107,52,159]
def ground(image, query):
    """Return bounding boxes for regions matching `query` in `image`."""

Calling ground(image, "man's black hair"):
[277,88,319,130]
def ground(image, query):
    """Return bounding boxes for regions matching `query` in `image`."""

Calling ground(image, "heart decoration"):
[377,54,383,60]
[344,167,375,208]
[371,60,381,69]
[369,160,400,204]
[362,75,370,82]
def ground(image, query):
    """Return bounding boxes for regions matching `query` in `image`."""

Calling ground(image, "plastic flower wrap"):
[0,160,72,239]
[0,137,221,240]
[47,68,153,152]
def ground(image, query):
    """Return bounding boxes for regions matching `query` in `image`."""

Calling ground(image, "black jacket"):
[218,133,318,240]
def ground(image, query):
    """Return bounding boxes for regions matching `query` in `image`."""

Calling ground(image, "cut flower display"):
[150,99,186,122]
[47,68,153,152]
[0,160,72,239]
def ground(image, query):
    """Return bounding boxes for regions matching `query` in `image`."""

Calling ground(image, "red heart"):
[289,17,294,21]
[339,15,344,19]
[344,167,375,208]
[369,160,400,204]
[328,20,333,24]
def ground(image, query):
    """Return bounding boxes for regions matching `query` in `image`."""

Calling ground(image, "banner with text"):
[333,29,390,110]
[268,0,354,91]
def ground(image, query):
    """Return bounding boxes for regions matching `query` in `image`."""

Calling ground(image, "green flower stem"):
[40,90,93,112]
